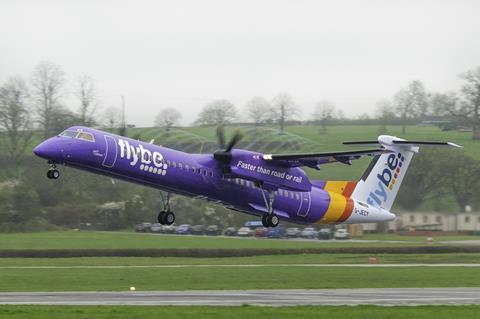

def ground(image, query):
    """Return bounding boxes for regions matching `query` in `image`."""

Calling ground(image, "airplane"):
[33,126,461,227]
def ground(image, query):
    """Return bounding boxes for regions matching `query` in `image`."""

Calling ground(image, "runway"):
[1,288,480,306]
[1,263,480,269]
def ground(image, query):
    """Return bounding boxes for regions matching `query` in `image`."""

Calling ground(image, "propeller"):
[213,125,243,162]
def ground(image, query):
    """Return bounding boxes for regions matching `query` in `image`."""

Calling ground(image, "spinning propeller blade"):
[214,125,243,162]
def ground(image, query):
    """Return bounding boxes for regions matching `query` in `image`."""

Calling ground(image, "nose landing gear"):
[157,192,175,225]
[46,163,60,180]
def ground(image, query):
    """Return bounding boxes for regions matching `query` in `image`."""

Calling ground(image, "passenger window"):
[290,192,294,199]
[209,171,213,177]
[167,160,171,165]
[295,193,300,200]
[185,164,190,171]
[77,132,95,142]
[192,167,196,173]
[172,161,176,168]
[179,163,183,170]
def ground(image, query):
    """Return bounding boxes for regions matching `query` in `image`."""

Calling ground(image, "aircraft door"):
[297,192,311,217]
[102,135,117,168]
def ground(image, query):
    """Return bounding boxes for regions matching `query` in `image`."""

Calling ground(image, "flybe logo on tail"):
[367,152,404,207]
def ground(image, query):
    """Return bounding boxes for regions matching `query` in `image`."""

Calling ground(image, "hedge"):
[0,246,479,258]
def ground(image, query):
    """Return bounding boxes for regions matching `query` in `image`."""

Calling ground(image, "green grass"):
[0,231,424,250]
[1,230,479,251]
[0,253,479,267]
[0,305,479,319]
[0,265,478,291]
[360,234,480,242]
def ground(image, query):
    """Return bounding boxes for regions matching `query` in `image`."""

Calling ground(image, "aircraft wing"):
[262,148,386,170]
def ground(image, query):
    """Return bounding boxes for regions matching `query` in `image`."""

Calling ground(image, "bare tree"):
[103,106,121,129]
[312,99,335,132]
[447,67,480,140]
[375,99,395,133]
[154,107,182,132]
[271,93,299,134]
[0,76,33,162]
[74,74,97,126]
[429,92,457,117]
[245,96,270,127]
[31,61,65,138]
[394,80,428,134]
[195,99,237,125]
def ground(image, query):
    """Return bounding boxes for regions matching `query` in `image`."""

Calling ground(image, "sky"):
[1,0,480,126]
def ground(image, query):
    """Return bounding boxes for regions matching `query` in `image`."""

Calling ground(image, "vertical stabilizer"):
[348,135,461,211]
[350,136,415,210]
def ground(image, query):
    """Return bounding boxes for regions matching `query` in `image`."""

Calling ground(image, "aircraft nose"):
[33,142,48,158]
[33,139,61,161]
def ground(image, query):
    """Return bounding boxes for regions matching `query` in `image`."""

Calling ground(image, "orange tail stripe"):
[337,198,354,222]
[342,182,357,197]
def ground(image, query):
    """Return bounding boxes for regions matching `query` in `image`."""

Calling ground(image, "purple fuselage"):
[34,126,337,225]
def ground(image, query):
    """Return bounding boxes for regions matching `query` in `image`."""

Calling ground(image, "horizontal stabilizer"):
[391,140,462,148]
[344,136,462,149]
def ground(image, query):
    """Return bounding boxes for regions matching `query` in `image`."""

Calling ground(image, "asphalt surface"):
[1,288,480,306]
[0,263,480,269]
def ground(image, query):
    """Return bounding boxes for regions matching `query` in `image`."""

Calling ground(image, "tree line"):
[155,66,480,140]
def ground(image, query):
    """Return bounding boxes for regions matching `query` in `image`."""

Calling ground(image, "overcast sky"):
[1,0,480,126]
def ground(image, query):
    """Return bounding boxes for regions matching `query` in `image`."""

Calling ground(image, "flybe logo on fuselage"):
[117,139,168,176]
[367,152,404,207]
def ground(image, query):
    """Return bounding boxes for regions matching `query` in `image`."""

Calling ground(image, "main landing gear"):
[258,185,280,228]
[46,163,60,180]
[157,192,175,225]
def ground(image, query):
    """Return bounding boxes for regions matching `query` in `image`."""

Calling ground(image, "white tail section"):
[350,135,461,211]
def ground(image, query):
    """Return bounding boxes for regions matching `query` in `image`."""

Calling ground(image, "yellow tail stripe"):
[324,181,348,195]
[319,192,347,224]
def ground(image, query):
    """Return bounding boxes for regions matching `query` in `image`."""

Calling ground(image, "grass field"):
[0,305,479,319]
[1,230,480,250]
[1,253,480,266]
[1,263,479,291]
[0,231,431,250]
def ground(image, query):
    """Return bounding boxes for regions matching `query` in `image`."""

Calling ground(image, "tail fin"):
[348,135,461,211]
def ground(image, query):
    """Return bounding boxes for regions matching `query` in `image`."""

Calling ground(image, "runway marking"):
[1,288,480,306]
[1,263,480,269]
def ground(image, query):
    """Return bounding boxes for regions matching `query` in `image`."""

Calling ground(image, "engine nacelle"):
[228,150,312,192]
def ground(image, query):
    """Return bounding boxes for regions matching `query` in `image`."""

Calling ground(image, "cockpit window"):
[77,132,95,142]
[59,130,78,138]
[59,130,95,142]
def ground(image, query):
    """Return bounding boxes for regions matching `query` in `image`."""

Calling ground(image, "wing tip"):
[448,142,463,148]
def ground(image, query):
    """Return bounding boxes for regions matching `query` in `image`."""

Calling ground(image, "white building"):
[362,212,480,233]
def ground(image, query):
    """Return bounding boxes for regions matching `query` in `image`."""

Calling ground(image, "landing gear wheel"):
[47,169,59,180]
[261,214,269,228]
[161,211,175,225]
[157,211,166,224]
[267,214,280,228]
[262,214,280,228]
